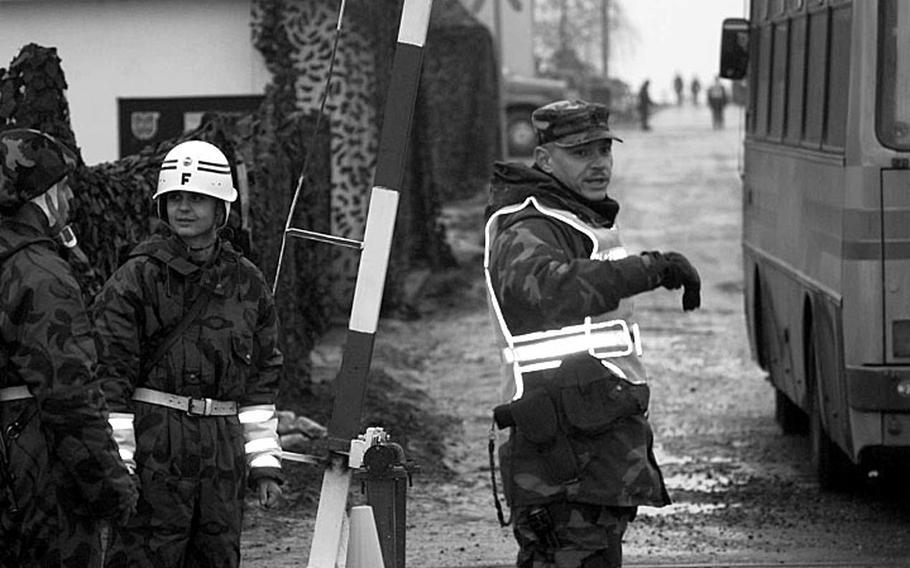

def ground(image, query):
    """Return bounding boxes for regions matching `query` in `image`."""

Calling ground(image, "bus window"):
[803,9,828,147]
[755,24,774,137]
[823,4,852,149]
[877,0,910,150]
[769,21,789,140]
[785,15,807,144]
[753,0,768,22]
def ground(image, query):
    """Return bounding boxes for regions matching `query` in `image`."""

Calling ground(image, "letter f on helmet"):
[154,140,237,226]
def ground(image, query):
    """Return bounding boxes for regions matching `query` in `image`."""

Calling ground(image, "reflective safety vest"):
[484,196,648,401]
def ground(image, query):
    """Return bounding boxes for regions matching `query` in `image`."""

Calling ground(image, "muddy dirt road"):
[241,104,910,567]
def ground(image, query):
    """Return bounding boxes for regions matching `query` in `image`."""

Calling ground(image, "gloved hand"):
[258,478,283,509]
[642,251,701,311]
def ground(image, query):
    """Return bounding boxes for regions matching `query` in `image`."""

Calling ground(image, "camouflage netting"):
[380,0,499,271]
[253,0,498,311]
[0,43,332,397]
[0,1,498,394]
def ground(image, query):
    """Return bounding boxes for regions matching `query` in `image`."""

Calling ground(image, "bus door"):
[881,171,910,365]
[877,0,910,367]
[874,0,910,451]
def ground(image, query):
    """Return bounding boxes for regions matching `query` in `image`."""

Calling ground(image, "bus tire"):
[775,388,808,435]
[807,333,855,491]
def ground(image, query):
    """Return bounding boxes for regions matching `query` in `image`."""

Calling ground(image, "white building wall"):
[0,0,270,165]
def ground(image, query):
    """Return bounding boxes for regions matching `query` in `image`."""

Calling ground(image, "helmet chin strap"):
[29,184,66,233]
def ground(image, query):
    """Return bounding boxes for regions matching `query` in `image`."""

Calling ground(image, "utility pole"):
[601,0,610,79]
[493,0,509,158]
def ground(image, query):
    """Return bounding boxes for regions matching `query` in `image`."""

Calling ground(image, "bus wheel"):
[775,388,808,435]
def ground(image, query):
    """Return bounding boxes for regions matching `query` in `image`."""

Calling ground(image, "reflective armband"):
[239,404,281,470]
[108,412,136,474]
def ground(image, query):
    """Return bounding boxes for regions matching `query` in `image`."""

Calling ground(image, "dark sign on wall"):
[118,95,264,158]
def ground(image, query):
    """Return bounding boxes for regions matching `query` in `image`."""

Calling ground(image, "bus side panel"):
[841,166,886,367]
[744,143,845,416]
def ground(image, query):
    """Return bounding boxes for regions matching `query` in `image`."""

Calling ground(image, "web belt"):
[132,387,237,416]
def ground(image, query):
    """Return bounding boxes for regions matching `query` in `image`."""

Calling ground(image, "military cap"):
[0,128,77,212]
[532,99,623,147]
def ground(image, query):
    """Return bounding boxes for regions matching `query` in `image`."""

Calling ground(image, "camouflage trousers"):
[104,407,247,568]
[2,402,111,567]
[513,502,636,568]
[1,502,110,568]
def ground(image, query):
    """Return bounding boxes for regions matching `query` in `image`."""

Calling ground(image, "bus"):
[719,0,910,490]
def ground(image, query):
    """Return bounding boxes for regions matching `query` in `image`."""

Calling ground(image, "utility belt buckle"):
[586,318,635,359]
[186,397,214,417]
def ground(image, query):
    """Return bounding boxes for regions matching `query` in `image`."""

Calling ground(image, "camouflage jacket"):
[0,205,137,523]
[486,161,670,508]
[93,233,284,484]
[485,161,658,335]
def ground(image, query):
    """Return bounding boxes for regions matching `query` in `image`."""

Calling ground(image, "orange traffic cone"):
[345,505,385,568]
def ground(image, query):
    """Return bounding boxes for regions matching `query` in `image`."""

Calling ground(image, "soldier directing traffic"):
[484,100,701,567]
[93,140,285,567]
[0,128,138,567]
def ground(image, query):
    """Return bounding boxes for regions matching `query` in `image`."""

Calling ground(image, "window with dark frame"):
[785,14,808,144]
[803,8,829,148]
[769,20,790,140]
[748,0,768,135]
[755,24,775,138]
[823,3,852,149]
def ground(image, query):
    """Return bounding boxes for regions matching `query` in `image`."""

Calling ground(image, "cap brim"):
[553,129,623,147]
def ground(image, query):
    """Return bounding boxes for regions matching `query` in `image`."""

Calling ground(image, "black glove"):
[642,251,701,311]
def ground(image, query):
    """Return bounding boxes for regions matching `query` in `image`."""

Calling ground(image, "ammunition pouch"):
[560,367,649,437]
[494,388,579,506]
[493,356,653,507]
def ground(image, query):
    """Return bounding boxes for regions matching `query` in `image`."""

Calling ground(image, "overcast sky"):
[610,0,747,101]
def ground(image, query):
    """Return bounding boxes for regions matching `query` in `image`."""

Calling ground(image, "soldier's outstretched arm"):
[490,217,684,328]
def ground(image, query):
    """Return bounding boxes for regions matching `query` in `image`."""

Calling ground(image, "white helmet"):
[154,140,237,226]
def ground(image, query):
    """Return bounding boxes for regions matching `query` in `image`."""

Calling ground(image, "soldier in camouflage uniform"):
[93,140,284,567]
[484,101,702,567]
[0,128,138,567]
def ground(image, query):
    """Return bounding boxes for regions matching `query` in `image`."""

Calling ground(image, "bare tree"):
[534,0,635,82]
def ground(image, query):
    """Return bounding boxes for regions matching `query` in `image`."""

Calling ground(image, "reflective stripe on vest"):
[503,316,640,365]
[484,196,648,400]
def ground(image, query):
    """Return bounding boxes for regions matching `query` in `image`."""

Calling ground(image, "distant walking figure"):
[690,76,701,106]
[707,77,728,130]
[638,80,654,131]
[673,74,684,106]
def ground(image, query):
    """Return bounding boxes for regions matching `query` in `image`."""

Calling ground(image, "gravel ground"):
[240,105,910,567]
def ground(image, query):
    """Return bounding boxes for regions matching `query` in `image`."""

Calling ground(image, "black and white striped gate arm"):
[307,0,433,566]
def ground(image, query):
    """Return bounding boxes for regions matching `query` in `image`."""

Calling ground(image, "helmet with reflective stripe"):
[154,140,237,226]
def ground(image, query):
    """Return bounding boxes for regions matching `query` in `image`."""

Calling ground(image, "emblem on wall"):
[130,111,160,141]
